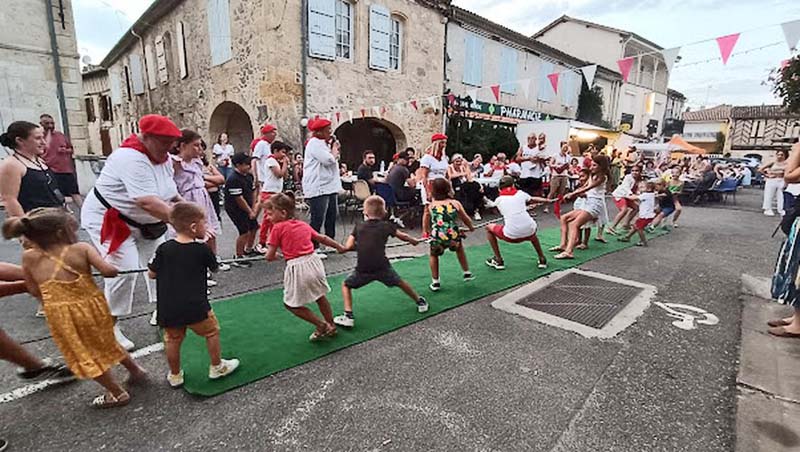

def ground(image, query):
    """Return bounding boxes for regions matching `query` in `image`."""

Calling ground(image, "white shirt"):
[638,192,656,219]
[420,154,449,180]
[260,156,283,193]
[212,143,234,167]
[551,153,571,176]
[507,162,522,177]
[612,174,637,199]
[495,191,537,239]
[86,148,178,224]
[520,146,544,179]
[302,138,342,198]
[252,140,272,182]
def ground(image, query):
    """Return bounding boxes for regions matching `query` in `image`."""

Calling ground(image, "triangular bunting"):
[716,33,740,65]
[380,106,387,117]
[660,47,681,73]
[467,89,478,101]
[360,108,366,119]
[490,84,501,102]
[519,78,531,99]
[427,96,439,110]
[580,65,597,87]
[447,93,456,106]
[617,57,635,83]
[781,19,800,51]
[372,106,381,117]
[335,112,341,123]
[547,73,560,95]
[346,111,353,123]
[410,100,418,111]
[467,120,473,128]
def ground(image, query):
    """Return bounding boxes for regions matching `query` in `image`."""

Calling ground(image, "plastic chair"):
[348,180,372,223]
[711,178,739,204]
[375,182,421,228]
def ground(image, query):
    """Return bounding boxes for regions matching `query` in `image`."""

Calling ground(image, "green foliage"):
[772,56,800,114]
[577,83,607,127]
[444,116,519,159]
[714,132,726,154]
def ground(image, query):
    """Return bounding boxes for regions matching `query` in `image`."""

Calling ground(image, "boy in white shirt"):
[255,141,292,253]
[485,176,552,270]
[618,181,658,247]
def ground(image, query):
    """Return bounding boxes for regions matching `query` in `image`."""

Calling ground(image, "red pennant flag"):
[360,108,366,118]
[547,73,560,94]
[490,84,501,102]
[335,111,341,122]
[380,106,387,117]
[617,57,635,83]
[410,100,418,110]
[716,33,740,65]
[447,93,456,106]
[781,59,790,70]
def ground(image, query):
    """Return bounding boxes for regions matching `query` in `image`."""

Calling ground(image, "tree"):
[714,132,726,154]
[577,83,612,128]
[771,55,800,114]
[445,115,519,159]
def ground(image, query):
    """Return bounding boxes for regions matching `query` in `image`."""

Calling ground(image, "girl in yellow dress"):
[2,208,148,408]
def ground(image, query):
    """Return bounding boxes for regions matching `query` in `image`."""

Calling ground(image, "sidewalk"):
[738,275,800,452]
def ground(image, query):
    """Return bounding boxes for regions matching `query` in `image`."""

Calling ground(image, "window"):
[562,71,579,107]
[463,33,484,86]
[123,65,132,101]
[99,95,113,122]
[156,33,171,84]
[109,69,122,105]
[308,0,336,60]
[177,21,189,78]
[389,17,402,71]
[85,97,96,122]
[335,0,353,60]
[144,44,157,89]
[207,0,233,66]
[500,46,518,94]
[537,60,554,102]
[368,5,390,70]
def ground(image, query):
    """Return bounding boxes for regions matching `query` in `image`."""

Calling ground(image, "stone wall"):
[0,0,87,153]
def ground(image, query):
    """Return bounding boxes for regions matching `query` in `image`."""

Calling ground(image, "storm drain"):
[492,269,657,339]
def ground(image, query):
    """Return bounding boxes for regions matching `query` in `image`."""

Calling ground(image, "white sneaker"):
[333,315,354,328]
[474,211,482,221]
[209,358,240,379]
[167,370,184,388]
[255,244,269,255]
[765,210,776,216]
[217,260,231,271]
[113,325,135,351]
[484,198,496,209]
[149,310,158,326]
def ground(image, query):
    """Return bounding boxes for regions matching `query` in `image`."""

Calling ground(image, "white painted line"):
[0,341,165,404]
[491,269,657,339]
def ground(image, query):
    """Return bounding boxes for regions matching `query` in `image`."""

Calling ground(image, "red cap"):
[431,133,448,143]
[139,115,181,138]
[308,117,332,132]
[261,124,276,134]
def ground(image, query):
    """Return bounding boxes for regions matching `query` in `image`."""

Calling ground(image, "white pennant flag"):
[467,89,478,101]
[580,65,597,87]
[373,106,382,117]
[427,96,439,109]
[782,19,800,51]
[394,102,404,113]
[519,78,531,99]
[467,119,473,128]
[660,47,681,73]
[346,110,353,124]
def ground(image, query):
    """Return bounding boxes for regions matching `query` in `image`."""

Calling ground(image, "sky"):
[73,0,800,110]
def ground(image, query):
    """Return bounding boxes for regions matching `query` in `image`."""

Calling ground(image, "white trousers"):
[763,178,785,213]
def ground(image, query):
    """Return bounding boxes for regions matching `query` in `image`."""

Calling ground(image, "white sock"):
[432,278,440,284]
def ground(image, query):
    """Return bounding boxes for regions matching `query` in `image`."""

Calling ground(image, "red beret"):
[139,115,181,138]
[308,117,332,132]
[261,124,276,134]
[431,133,448,143]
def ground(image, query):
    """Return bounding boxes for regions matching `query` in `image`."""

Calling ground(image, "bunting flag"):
[372,106,381,117]
[490,85,501,102]
[335,111,341,123]
[447,93,456,106]
[394,102,404,113]
[346,110,353,123]
[360,108,367,119]
[782,19,800,51]
[716,33,740,65]
[547,73,560,94]
[467,89,478,101]
[467,119,473,128]
[580,65,597,87]
[381,106,387,117]
[617,57,635,83]
[427,96,439,110]
[410,100,418,111]
[519,78,531,99]
[661,47,681,73]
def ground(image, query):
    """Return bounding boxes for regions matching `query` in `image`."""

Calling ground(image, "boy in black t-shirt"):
[148,202,239,388]
[224,153,260,265]
[333,196,427,328]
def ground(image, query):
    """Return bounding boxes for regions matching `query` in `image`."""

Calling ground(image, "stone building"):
[86,0,448,169]
[0,0,87,153]
[82,66,119,156]
[726,105,800,160]
[681,105,731,154]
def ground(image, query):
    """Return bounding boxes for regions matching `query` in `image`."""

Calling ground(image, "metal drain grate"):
[515,273,644,329]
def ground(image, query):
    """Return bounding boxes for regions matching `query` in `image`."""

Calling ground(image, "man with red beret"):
[302,117,342,258]
[81,114,183,350]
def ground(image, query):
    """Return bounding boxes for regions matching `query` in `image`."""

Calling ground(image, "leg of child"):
[164,333,184,376]
[650,212,665,228]
[93,370,128,399]
[610,206,628,231]
[118,352,147,380]
[235,233,247,257]
[429,254,440,281]
[397,280,421,303]
[205,334,222,367]
[486,226,503,263]
[316,295,335,326]
[0,328,46,370]
[623,207,638,229]
[530,235,547,265]
[582,229,590,247]
[341,283,354,314]
[637,228,648,246]
[285,305,328,330]
[245,229,257,252]
[619,225,636,241]
[596,226,606,242]
[455,243,470,273]
[673,200,683,225]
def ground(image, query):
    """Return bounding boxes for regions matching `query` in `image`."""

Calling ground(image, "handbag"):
[93,188,168,240]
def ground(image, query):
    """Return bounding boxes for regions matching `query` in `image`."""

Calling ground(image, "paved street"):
[0,188,793,451]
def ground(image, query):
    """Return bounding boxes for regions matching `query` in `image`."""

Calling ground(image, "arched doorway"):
[209,101,254,155]
[335,118,406,171]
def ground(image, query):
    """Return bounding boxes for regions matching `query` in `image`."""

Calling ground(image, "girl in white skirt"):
[265,193,344,341]
[573,169,609,250]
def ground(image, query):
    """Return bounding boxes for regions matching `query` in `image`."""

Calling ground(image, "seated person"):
[356,150,383,191]
[385,151,419,204]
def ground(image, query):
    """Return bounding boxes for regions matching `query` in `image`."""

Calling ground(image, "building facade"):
[0,0,87,153]
[726,105,800,159]
[681,105,731,154]
[82,67,119,156]
[534,16,671,137]
[85,0,448,169]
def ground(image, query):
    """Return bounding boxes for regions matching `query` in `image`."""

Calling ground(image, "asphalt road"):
[0,188,780,451]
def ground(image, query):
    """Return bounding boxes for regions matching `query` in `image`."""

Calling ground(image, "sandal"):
[768,326,800,338]
[767,318,792,327]
[91,391,130,409]
[594,237,607,244]
[576,244,588,250]
[553,252,574,260]
[605,228,618,236]
[549,246,564,252]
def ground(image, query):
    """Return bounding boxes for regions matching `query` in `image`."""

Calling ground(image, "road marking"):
[0,341,164,404]
[653,302,719,330]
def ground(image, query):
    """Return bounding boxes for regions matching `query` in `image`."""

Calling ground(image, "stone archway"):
[209,101,254,155]
[334,118,407,171]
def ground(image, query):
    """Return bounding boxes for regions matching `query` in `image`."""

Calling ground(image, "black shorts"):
[53,172,80,196]
[518,177,542,195]
[225,208,259,235]
[430,239,462,257]
[344,267,402,289]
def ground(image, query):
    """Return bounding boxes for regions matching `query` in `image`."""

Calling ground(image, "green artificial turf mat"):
[178,226,668,396]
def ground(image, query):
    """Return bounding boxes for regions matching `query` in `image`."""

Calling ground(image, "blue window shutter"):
[207,0,233,66]
[463,33,483,86]
[501,47,517,94]
[538,60,554,102]
[308,0,335,60]
[369,5,391,70]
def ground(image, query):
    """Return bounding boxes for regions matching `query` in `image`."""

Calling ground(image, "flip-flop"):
[553,252,574,260]
[768,326,800,338]
[605,228,619,236]
[549,246,564,252]
[767,319,792,327]
[594,238,608,243]
[576,244,588,250]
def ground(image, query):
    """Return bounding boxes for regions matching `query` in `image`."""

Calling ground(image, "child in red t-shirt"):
[265,193,345,341]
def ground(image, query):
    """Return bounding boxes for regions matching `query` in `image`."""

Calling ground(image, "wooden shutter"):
[144,44,157,89]
[129,54,145,95]
[308,0,335,60]
[463,33,483,86]
[177,22,188,78]
[500,46,517,94]
[109,69,122,105]
[369,5,391,70]
[207,0,232,66]
[155,36,169,84]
